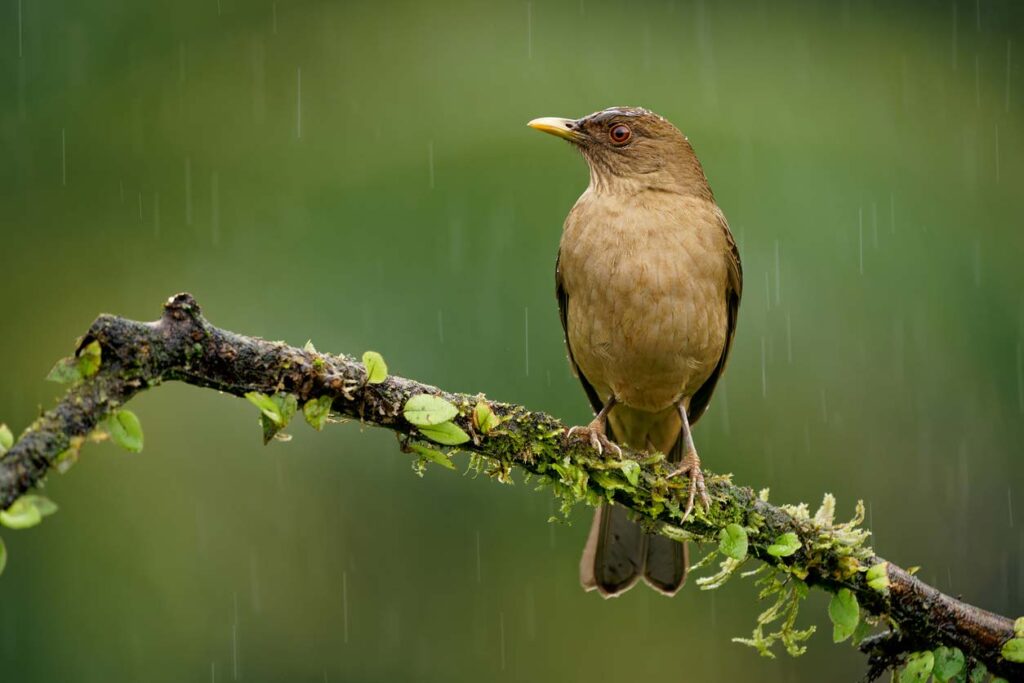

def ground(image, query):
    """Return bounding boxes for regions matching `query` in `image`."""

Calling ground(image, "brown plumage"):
[529,107,742,598]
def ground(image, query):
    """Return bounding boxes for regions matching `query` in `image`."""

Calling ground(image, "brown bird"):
[528,107,742,597]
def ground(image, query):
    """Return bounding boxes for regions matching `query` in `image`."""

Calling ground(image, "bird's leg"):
[668,403,711,521]
[566,395,621,457]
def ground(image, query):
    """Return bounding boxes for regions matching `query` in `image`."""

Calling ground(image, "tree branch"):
[0,293,1019,679]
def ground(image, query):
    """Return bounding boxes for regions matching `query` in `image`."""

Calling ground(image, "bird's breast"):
[560,192,730,413]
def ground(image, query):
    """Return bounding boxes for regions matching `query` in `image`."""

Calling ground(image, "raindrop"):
[437,309,444,343]
[296,67,302,139]
[524,585,536,641]
[179,43,187,85]
[951,1,958,71]
[871,201,878,249]
[763,271,770,310]
[858,206,864,274]
[185,157,193,225]
[342,570,349,643]
[889,192,896,233]
[475,530,482,582]
[211,662,216,683]
[1007,40,1013,112]
[217,0,222,17]
[524,307,530,376]
[428,141,435,189]
[760,336,766,397]
[154,192,160,237]
[1016,341,1023,413]
[138,192,144,221]
[785,310,792,364]
[61,128,67,186]
[773,239,781,305]
[973,241,981,288]
[526,2,532,59]
[975,54,981,108]
[249,552,261,614]
[119,180,125,204]
[976,0,981,30]
[995,123,1000,182]
[211,171,221,246]
[499,612,506,671]
[719,383,731,435]
[232,592,240,680]
[17,0,23,58]
[820,388,828,424]
[548,499,556,547]
[272,2,278,34]
[1009,488,1015,528]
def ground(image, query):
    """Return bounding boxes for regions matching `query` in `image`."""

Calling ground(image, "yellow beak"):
[527,117,583,141]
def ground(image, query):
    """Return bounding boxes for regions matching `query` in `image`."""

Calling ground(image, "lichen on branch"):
[0,293,1019,681]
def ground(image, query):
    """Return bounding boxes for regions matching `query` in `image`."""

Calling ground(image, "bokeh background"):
[1,0,1022,680]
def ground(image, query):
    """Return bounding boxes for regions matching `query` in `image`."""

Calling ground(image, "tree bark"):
[0,293,1018,680]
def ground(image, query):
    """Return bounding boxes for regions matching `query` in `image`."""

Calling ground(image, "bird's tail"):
[580,412,688,597]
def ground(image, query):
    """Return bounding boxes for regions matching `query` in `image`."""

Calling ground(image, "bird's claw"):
[668,452,710,522]
[566,424,622,457]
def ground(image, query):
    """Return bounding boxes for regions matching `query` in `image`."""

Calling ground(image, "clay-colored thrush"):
[529,107,743,597]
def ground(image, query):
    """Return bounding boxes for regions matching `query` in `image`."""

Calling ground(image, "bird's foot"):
[668,450,710,521]
[566,420,622,457]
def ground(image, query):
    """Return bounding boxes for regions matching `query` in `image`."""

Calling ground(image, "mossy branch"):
[0,293,1019,680]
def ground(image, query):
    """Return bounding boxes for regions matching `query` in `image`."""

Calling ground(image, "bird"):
[528,107,742,598]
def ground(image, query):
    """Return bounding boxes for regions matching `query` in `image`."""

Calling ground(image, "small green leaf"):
[107,409,144,453]
[898,651,934,683]
[619,460,641,488]
[473,401,502,434]
[0,495,58,530]
[409,443,455,470]
[259,394,298,444]
[851,617,872,646]
[362,351,387,384]
[1001,637,1024,663]
[866,561,890,592]
[719,524,749,561]
[403,394,459,427]
[931,646,965,682]
[246,392,283,425]
[1015,616,1024,637]
[766,532,801,557]
[967,661,988,682]
[46,357,81,384]
[77,340,102,377]
[0,536,6,576]
[0,424,12,456]
[828,588,860,643]
[303,396,333,431]
[417,421,470,446]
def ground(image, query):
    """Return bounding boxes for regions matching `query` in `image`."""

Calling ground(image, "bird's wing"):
[687,215,743,426]
[555,249,605,417]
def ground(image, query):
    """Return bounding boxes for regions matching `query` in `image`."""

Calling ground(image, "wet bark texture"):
[0,293,1018,680]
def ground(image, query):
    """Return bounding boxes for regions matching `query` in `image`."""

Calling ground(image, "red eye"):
[609,124,631,144]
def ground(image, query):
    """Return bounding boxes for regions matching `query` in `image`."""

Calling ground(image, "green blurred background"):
[1,0,1022,680]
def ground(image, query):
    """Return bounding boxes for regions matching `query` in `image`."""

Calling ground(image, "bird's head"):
[528,106,709,196]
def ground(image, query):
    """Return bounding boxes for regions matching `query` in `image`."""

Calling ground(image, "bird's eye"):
[609,124,632,144]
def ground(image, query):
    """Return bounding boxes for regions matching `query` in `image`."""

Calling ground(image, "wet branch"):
[0,293,1019,680]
